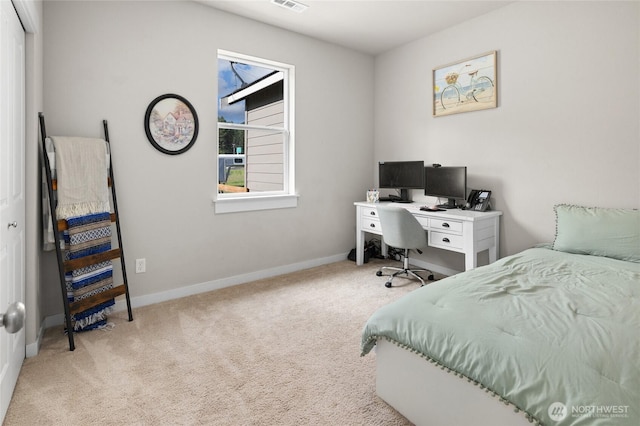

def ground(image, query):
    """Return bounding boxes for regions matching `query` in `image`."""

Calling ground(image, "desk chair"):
[375,205,434,288]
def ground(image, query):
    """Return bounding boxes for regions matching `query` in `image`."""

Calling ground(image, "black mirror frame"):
[144,93,199,155]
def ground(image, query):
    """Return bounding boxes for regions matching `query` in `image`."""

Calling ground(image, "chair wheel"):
[385,281,392,288]
[376,271,383,277]
[428,274,435,281]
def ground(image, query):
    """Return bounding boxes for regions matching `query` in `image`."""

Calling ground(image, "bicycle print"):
[433,51,497,117]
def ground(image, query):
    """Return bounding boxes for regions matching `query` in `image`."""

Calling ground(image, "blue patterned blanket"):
[64,212,115,331]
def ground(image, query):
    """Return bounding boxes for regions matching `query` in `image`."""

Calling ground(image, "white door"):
[0,0,26,421]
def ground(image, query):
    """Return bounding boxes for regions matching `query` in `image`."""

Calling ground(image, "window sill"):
[213,193,299,214]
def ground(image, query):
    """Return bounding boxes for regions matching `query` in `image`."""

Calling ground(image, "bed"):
[361,205,639,425]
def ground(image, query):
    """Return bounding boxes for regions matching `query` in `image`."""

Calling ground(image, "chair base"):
[376,266,434,287]
[376,248,435,288]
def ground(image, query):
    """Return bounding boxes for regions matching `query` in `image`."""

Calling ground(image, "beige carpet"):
[5,260,424,425]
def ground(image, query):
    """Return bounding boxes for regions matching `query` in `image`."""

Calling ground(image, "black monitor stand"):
[394,189,412,203]
[436,198,457,209]
[380,189,413,203]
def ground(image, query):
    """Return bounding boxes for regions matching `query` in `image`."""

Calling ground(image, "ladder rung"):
[63,248,121,272]
[51,177,111,191]
[57,212,116,231]
[69,284,127,315]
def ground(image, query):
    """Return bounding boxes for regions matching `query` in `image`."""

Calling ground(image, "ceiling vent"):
[271,0,309,13]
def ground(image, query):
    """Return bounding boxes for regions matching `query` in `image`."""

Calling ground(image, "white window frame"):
[214,50,297,214]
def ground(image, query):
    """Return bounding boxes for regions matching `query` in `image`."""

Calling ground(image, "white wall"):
[18,0,45,353]
[41,1,374,317]
[374,1,639,271]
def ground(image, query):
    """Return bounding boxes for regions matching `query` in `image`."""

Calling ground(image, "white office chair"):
[375,205,434,288]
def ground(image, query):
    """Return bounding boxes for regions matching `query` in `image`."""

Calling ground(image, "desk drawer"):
[414,215,430,228]
[362,207,378,218]
[430,231,463,250]
[362,217,382,234]
[431,218,462,234]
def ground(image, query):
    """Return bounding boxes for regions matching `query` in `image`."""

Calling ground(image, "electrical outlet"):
[135,258,146,274]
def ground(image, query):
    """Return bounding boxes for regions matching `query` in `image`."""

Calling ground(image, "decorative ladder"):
[39,113,133,351]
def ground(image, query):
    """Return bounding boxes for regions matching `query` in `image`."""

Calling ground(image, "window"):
[216,50,296,213]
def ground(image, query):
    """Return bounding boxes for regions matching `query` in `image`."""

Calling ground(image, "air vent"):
[271,0,309,13]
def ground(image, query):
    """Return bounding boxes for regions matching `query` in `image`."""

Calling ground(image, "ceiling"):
[195,0,512,55]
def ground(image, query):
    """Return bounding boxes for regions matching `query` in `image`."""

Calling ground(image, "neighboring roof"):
[222,70,283,105]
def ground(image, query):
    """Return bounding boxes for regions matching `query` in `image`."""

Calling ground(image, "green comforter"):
[361,247,640,425]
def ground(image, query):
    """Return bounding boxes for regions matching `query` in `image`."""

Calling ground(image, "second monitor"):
[424,165,467,209]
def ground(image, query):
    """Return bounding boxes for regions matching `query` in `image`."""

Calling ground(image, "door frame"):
[12,0,41,361]
[0,0,26,422]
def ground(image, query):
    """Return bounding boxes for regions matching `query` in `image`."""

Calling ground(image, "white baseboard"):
[31,252,349,356]
[26,323,44,358]
[120,252,349,311]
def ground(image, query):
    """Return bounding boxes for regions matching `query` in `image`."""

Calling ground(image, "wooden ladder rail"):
[38,113,133,351]
[103,118,134,326]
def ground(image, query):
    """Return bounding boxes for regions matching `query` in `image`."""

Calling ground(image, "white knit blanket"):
[51,136,110,220]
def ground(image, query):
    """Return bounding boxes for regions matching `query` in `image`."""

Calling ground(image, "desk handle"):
[370,211,377,216]
[442,238,450,243]
[441,223,450,228]
[369,223,377,229]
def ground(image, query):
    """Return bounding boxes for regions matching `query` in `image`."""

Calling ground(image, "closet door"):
[0,0,26,421]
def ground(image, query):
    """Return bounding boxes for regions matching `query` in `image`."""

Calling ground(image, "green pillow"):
[553,204,640,262]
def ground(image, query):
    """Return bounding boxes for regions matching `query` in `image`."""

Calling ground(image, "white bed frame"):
[375,339,534,426]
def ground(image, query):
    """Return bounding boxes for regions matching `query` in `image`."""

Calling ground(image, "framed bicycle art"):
[433,51,497,117]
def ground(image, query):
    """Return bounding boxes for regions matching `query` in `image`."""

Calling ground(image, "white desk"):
[354,201,502,271]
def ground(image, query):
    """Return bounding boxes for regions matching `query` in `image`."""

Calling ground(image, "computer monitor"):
[378,161,425,202]
[424,166,467,208]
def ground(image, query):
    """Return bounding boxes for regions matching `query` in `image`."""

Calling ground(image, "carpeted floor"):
[5,259,425,425]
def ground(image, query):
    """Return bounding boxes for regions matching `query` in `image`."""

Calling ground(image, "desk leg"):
[488,245,498,264]
[464,252,477,272]
[490,217,500,264]
[356,230,365,266]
